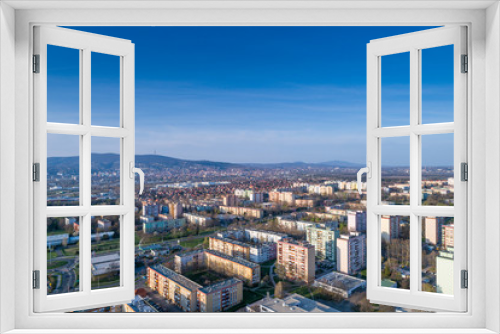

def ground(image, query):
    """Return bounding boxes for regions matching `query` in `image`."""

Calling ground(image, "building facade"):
[336,232,366,275]
[347,211,366,233]
[276,238,315,284]
[380,215,401,242]
[205,250,261,285]
[442,224,455,249]
[184,213,213,227]
[219,206,263,219]
[148,265,201,312]
[196,278,243,312]
[425,216,444,245]
[306,225,340,265]
[142,218,186,234]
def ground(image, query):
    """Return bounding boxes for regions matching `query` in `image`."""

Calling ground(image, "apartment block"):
[174,249,205,274]
[142,218,186,234]
[336,232,366,275]
[219,206,263,219]
[269,191,296,205]
[277,238,315,284]
[222,194,239,207]
[148,265,201,312]
[425,217,444,245]
[442,224,454,249]
[205,249,261,285]
[436,248,454,294]
[347,211,366,233]
[209,236,251,260]
[169,202,183,219]
[184,213,213,227]
[142,202,160,217]
[380,215,401,242]
[209,235,277,263]
[196,278,243,312]
[242,229,287,243]
[97,218,112,232]
[306,225,340,265]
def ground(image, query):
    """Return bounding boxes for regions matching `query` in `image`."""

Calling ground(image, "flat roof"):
[249,294,339,313]
[205,249,259,269]
[149,264,202,291]
[198,278,242,294]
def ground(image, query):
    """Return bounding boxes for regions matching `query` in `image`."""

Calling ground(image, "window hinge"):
[461,270,468,289]
[33,270,40,289]
[33,163,40,182]
[461,162,468,181]
[33,54,40,73]
[461,54,468,73]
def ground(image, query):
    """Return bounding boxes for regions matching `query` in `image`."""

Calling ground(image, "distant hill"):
[47,153,364,173]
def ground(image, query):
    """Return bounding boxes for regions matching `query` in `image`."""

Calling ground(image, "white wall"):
[0,2,16,333]
[485,3,500,333]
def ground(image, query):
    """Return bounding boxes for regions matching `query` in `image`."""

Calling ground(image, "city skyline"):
[48,26,454,165]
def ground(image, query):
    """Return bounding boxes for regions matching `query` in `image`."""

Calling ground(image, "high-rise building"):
[169,202,183,219]
[223,194,239,207]
[381,215,401,242]
[209,236,276,263]
[142,202,160,217]
[277,238,315,284]
[436,247,454,294]
[347,211,367,233]
[336,232,366,275]
[425,217,444,245]
[442,224,454,249]
[306,225,340,266]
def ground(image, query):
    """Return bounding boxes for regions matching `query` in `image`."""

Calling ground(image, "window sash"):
[366,26,468,312]
[33,26,136,313]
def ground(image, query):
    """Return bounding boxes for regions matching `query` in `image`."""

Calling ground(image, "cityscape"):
[45,26,455,313]
[46,154,455,313]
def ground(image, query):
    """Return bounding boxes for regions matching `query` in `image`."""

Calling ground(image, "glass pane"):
[381,137,410,205]
[380,215,410,290]
[421,216,454,295]
[91,215,121,290]
[47,217,80,295]
[47,134,80,206]
[421,45,454,124]
[91,137,121,205]
[91,52,120,127]
[47,45,80,124]
[381,52,410,127]
[421,133,454,206]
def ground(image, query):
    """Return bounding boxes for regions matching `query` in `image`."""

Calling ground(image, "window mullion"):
[409,47,420,293]
[82,47,92,294]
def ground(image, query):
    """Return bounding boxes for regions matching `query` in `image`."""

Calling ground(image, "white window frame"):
[0,1,499,334]
[33,26,136,312]
[365,26,467,312]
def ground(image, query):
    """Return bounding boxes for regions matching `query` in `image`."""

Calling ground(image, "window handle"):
[357,162,371,195]
[129,162,145,195]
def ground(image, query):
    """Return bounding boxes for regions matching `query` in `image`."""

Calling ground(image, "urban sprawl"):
[46,157,455,313]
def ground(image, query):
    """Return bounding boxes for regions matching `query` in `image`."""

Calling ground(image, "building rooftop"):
[91,253,120,265]
[149,264,202,291]
[278,237,314,248]
[175,249,204,259]
[205,249,259,268]
[315,271,366,292]
[244,228,287,237]
[198,278,242,294]
[210,236,253,249]
[247,294,339,313]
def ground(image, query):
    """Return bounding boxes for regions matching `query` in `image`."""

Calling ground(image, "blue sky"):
[47,26,454,166]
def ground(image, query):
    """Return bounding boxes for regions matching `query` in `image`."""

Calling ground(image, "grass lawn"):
[92,239,120,253]
[47,260,68,269]
[47,250,58,259]
[62,246,79,257]
[91,275,120,289]
[359,269,367,280]
[179,239,202,249]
